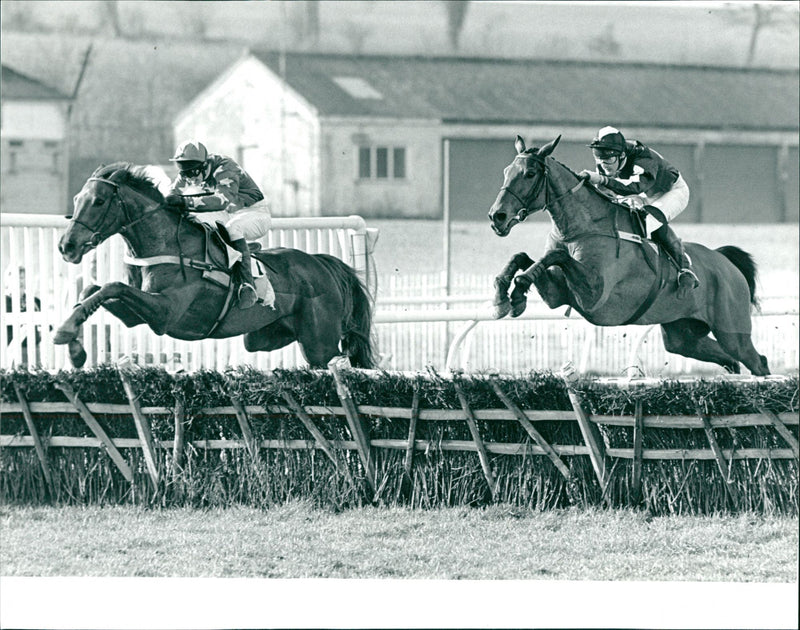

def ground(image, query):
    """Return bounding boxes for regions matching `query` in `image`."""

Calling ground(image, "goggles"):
[178,162,205,178]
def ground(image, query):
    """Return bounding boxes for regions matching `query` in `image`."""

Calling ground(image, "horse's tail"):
[716,245,759,308]
[316,254,377,368]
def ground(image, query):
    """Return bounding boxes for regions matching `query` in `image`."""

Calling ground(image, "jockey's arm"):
[183,163,242,213]
[601,167,656,197]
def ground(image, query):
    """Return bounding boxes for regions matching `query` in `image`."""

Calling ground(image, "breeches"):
[644,174,690,235]
[190,199,272,241]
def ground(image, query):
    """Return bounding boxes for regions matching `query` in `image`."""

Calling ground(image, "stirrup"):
[237,283,258,309]
[677,268,699,288]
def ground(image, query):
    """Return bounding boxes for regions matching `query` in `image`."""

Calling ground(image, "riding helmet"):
[588,126,627,157]
[170,140,208,164]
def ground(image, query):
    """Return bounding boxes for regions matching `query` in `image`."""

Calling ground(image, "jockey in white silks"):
[579,126,699,300]
[164,140,272,309]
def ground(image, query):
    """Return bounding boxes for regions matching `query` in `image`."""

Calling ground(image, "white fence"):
[1,213,375,371]
[2,214,798,376]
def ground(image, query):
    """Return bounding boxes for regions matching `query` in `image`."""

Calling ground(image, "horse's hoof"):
[53,326,77,345]
[492,300,511,319]
[510,298,528,318]
[68,340,87,368]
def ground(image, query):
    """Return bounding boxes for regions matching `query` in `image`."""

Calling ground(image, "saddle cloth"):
[206,241,275,309]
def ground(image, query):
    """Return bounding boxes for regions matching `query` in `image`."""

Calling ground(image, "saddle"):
[124,220,275,307]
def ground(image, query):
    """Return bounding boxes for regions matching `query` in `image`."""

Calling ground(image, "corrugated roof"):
[251,51,799,131]
[1,64,69,100]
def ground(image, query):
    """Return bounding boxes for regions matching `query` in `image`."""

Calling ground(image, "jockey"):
[579,126,699,299]
[165,140,271,309]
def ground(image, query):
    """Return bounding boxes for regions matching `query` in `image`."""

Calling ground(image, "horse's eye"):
[93,197,105,206]
[524,170,535,179]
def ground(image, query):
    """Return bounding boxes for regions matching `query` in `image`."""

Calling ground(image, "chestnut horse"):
[488,136,769,375]
[55,163,375,368]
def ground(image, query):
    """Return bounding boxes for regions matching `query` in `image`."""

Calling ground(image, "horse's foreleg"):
[55,282,174,346]
[511,250,603,317]
[493,252,534,319]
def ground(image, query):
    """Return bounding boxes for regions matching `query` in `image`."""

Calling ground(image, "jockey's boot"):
[652,223,699,300]
[231,238,258,309]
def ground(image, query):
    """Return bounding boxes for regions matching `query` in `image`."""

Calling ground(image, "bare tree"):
[443,1,470,52]
[102,0,123,37]
[722,2,799,66]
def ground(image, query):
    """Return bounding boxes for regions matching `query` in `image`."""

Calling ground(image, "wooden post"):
[13,382,53,494]
[759,406,799,459]
[631,399,644,504]
[119,370,160,490]
[230,397,259,460]
[404,388,421,480]
[453,379,496,499]
[54,380,133,483]
[697,405,739,509]
[280,388,355,489]
[561,363,607,491]
[172,396,186,477]
[490,380,570,479]
[329,357,376,496]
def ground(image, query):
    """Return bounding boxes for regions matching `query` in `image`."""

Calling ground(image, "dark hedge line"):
[1,367,797,448]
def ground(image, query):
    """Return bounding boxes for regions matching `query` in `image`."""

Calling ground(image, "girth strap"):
[621,249,665,326]
[123,253,219,272]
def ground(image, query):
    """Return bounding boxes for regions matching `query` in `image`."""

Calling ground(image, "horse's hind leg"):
[294,296,344,368]
[242,319,296,353]
[660,319,741,373]
[493,252,534,319]
[713,330,770,376]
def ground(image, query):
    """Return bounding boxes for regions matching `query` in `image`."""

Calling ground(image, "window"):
[358,145,407,181]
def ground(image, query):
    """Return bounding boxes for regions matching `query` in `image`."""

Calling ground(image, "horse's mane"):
[525,147,625,207]
[92,162,165,203]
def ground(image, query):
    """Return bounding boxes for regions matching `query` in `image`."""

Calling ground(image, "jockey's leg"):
[230,238,258,309]
[227,209,271,310]
[650,221,699,300]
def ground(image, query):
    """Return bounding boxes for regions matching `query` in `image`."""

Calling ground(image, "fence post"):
[490,380,570,479]
[453,378,496,500]
[13,382,54,495]
[118,369,160,491]
[631,399,644,504]
[230,397,259,461]
[404,387,421,481]
[561,362,608,492]
[280,388,356,490]
[172,396,186,478]
[54,380,133,483]
[329,357,376,497]
[697,405,739,509]
[759,406,799,459]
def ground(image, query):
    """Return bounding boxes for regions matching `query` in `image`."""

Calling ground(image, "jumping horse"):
[488,136,769,375]
[55,163,376,368]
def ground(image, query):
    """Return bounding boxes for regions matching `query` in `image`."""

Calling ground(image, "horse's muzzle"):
[488,209,516,237]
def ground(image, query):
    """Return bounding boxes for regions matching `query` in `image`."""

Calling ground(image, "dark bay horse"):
[55,163,375,368]
[488,136,769,375]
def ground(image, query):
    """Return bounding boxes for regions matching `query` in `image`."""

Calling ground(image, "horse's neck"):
[545,160,617,241]
[122,197,194,258]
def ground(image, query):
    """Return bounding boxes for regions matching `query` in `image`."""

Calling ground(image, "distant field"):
[369,221,799,299]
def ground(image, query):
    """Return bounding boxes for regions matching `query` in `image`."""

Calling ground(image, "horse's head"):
[59,163,165,263]
[488,135,561,237]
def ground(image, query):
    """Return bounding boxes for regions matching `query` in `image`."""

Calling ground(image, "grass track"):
[1,502,796,580]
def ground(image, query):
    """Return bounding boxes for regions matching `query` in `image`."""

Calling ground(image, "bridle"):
[498,152,585,224]
[69,176,163,250]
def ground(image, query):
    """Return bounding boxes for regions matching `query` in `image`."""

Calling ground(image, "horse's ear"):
[514,135,526,154]
[538,135,561,157]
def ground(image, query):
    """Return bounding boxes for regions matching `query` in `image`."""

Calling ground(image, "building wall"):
[320,119,443,218]
[0,100,69,215]
[444,126,799,224]
[174,57,321,217]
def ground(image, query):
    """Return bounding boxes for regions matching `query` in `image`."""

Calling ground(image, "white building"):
[1,65,71,215]
[174,51,799,223]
